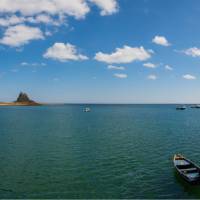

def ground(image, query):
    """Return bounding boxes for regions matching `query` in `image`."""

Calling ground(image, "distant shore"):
[0,102,41,106]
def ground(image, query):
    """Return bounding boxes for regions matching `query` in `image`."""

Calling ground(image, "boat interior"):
[174,156,200,180]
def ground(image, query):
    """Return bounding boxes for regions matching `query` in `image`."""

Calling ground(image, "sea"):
[1,104,200,199]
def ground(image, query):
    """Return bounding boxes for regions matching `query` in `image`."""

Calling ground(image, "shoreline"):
[0,102,42,106]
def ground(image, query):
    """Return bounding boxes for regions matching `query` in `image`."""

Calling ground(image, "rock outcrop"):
[0,92,41,106]
[16,92,33,103]
[14,92,40,105]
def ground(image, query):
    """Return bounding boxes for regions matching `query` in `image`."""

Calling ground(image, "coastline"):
[0,102,42,106]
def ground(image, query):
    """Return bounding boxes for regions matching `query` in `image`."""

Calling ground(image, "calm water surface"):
[1,104,200,198]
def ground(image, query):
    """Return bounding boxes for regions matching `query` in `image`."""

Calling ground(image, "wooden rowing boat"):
[173,154,200,183]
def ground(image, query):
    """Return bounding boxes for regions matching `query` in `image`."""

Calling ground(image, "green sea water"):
[1,104,200,199]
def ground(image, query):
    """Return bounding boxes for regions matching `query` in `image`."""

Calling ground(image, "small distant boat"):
[176,105,186,110]
[191,105,200,109]
[84,107,91,112]
[173,154,200,183]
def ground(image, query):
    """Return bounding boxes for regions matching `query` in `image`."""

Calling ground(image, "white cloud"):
[107,65,125,70]
[0,14,65,27]
[147,74,157,80]
[45,31,53,36]
[10,69,19,73]
[165,65,173,71]
[152,35,170,46]
[0,0,90,19]
[143,62,157,68]
[0,0,119,21]
[0,1,120,47]
[43,42,88,62]
[183,74,196,80]
[33,14,55,24]
[21,62,28,66]
[0,15,25,26]
[0,24,44,47]
[29,15,54,25]
[114,73,127,79]
[183,47,200,57]
[21,62,46,66]
[27,14,66,26]
[95,45,152,64]
[90,0,118,16]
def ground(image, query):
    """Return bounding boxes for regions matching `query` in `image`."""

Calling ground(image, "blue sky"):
[1,0,200,103]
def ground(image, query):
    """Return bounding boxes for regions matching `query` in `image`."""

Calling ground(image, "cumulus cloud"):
[182,74,196,80]
[183,47,200,57]
[114,73,127,79]
[0,0,119,20]
[0,15,25,26]
[95,45,152,64]
[143,62,157,68]
[0,1,120,48]
[90,0,118,16]
[0,14,63,27]
[0,24,44,47]
[32,14,55,23]
[147,74,157,80]
[107,65,125,70]
[28,14,65,26]
[165,65,173,71]
[0,0,90,19]
[152,35,170,46]
[43,42,88,62]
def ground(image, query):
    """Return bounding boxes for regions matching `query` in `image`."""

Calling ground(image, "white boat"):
[176,105,186,110]
[191,105,200,108]
[84,107,91,112]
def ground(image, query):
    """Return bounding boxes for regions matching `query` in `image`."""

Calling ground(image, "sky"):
[1,0,200,103]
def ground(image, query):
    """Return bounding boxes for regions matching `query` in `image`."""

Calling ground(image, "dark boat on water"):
[176,105,186,110]
[173,154,200,183]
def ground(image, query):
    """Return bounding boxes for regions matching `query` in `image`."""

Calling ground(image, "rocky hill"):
[16,92,33,102]
[15,92,40,105]
[0,92,41,106]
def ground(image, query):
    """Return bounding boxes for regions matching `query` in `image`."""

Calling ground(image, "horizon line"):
[39,102,200,105]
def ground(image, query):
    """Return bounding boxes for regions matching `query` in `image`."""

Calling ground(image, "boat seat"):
[174,160,190,166]
[181,168,197,172]
[186,172,200,179]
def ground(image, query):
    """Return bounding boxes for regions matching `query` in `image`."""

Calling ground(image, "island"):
[0,92,41,106]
